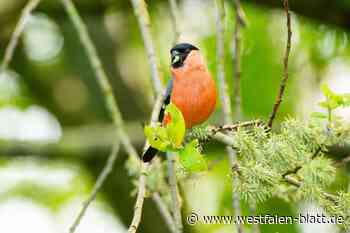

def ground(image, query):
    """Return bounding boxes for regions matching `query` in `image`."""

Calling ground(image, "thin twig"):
[209,120,263,134]
[167,152,183,233]
[130,0,163,96]
[168,0,181,44]
[60,0,138,160]
[215,1,243,232]
[152,193,176,233]
[282,147,322,177]
[1,0,42,70]
[267,0,292,128]
[69,143,120,233]
[284,175,337,203]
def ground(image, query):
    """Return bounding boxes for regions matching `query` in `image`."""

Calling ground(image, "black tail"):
[142,146,159,162]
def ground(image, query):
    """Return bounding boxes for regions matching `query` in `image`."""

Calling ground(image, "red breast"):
[169,50,217,128]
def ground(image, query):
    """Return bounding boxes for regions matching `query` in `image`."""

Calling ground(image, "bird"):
[142,43,217,162]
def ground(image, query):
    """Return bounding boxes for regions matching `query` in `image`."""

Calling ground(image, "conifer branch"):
[130,0,163,96]
[1,0,42,70]
[69,143,120,233]
[267,0,292,128]
[215,1,243,232]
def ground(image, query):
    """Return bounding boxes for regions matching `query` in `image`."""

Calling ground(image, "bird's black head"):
[170,43,199,68]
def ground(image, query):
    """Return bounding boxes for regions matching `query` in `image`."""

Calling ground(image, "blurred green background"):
[0,0,349,233]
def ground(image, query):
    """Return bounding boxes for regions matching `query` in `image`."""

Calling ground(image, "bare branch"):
[232,0,245,119]
[60,0,138,160]
[209,120,263,134]
[128,162,149,233]
[216,0,232,124]
[130,0,163,96]
[128,1,177,230]
[1,0,41,70]
[168,0,181,44]
[166,1,183,231]
[69,143,120,233]
[128,92,167,232]
[267,0,292,128]
[167,152,183,233]
[215,1,243,232]
[152,193,176,233]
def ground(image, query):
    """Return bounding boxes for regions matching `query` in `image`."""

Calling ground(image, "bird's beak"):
[171,51,181,65]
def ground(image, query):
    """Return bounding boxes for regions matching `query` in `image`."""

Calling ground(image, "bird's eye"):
[172,54,181,65]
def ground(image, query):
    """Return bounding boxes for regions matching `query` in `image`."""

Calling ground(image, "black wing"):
[143,79,173,162]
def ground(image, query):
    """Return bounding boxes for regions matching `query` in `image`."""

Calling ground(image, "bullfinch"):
[142,43,217,162]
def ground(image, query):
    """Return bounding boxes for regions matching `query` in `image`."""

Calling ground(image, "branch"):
[128,92,166,232]
[60,0,138,160]
[1,0,42,70]
[215,1,243,232]
[209,120,263,134]
[233,0,256,219]
[232,0,245,119]
[167,152,183,233]
[282,147,322,177]
[129,2,179,231]
[210,128,344,205]
[168,0,181,44]
[267,0,292,128]
[69,143,120,233]
[216,0,233,124]
[152,193,176,233]
[166,1,183,231]
[130,0,163,96]
[128,162,149,233]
